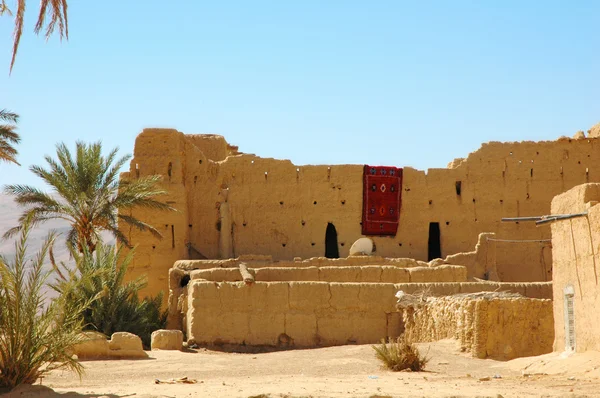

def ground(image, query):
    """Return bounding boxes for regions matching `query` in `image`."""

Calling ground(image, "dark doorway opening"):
[325,223,340,259]
[428,222,442,261]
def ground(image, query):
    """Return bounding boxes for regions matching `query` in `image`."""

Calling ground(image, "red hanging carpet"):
[362,165,403,236]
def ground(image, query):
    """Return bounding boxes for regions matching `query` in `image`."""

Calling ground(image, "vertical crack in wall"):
[585,216,598,285]
[569,220,583,294]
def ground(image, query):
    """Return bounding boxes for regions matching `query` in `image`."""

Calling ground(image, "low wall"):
[174,255,430,271]
[189,264,467,283]
[402,294,554,360]
[178,280,553,347]
[186,281,401,347]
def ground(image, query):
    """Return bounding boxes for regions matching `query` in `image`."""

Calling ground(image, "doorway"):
[428,222,441,261]
[325,223,340,259]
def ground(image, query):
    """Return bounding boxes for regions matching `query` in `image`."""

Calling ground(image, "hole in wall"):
[341,200,346,205]
[530,168,534,177]
[282,243,286,248]
[526,193,530,199]
[301,220,306,226]
[446,221,450,225]
[242,222,247,227]
[325,223,340,259]
[279,201,284,205]
[311,242,315,246]
[152,245,156,250]
[167,162,172,178]
[180,275,190,288]
[472,198,476,203]
[578,161,581,164]
[216,221,222,231]
[340,242,345,247]
[500,199,503,204]
[199,159,203,164]
[194,176,197,183]
[313,201,318,205]
[171,225,175,249]
[428,222,442,261]
[428,200,433,205]
[188,224,192,228]
[398,243,403,247]
[455,181,462,196]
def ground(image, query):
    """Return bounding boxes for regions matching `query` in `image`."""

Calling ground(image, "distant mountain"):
[0,195,114,300]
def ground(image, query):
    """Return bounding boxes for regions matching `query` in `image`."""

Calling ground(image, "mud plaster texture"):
[402,294,554,360]
[172,271,552,348]
[551,183,600,352]
[117,129,600,300]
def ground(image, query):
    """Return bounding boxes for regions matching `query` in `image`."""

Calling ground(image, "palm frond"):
[10,0,69,73]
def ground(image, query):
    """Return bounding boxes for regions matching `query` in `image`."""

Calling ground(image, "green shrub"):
[372,335,429,372]
[0,218,89,389]
[51,243,167,348]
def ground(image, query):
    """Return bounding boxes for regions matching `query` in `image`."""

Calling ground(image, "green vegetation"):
[372,335,429,372]
[4,141,175,252]
[0,109,20,165]
[51,243,167,348]
[0,217,89,389]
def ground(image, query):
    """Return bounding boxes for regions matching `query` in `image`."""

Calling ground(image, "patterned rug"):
[362,165,403,236]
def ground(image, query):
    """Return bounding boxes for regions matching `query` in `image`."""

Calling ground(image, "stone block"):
[109,332,143,351]
[151,329,184,350]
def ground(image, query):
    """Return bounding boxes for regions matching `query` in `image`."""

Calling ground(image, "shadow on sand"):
[1,384,131,398]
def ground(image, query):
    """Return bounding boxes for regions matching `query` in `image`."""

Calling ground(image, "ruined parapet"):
[429,232,499,281]
[183,264,467,284]
[401,292,554,360]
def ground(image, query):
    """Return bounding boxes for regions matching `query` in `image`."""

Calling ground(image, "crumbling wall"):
[402,294,554,360]
[171,273,553,342]
[551,183,600,352]
[188,265,467,284]
[121,129,600,300]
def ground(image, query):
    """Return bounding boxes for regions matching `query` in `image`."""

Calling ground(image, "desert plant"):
[0,216,89,389]
[4,141,175,253]
[372,335,429,372]
[0,109,20,165]
[50,242,167,348]
[1,0,69,72]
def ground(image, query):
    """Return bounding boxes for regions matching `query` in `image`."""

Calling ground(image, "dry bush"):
[372,335,429,372]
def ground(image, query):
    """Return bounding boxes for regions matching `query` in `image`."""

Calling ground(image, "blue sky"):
[1,1,599,189]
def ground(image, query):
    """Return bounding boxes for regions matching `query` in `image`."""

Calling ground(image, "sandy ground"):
[4,339,600,398]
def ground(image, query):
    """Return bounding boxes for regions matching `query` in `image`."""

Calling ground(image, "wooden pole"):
[239,263,254,285]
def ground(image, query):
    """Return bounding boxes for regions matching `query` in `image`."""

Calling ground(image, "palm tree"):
[50,243,167,348]
[1,0,69,72]
[0,109,20,165]
[4,141,175,252]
